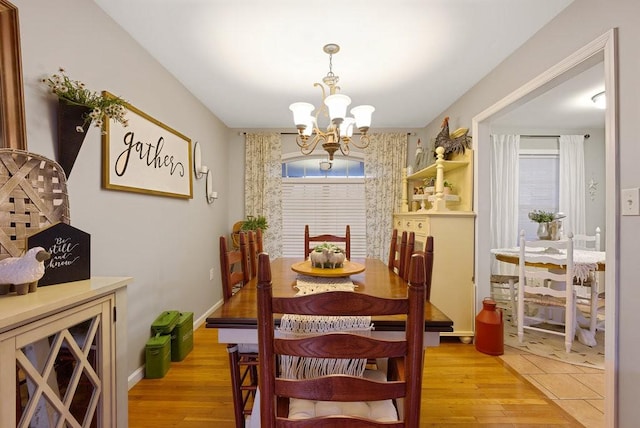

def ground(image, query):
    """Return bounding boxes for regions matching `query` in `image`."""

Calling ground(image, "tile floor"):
[501,346,605,428]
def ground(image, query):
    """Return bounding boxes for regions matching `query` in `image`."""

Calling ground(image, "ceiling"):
[491,61,605,129]
[93,0,579,130]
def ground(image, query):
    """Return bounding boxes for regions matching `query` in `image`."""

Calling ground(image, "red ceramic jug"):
[475,297,504,355]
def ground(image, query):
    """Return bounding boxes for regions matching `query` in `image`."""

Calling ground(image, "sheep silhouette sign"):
[27,222,91,287]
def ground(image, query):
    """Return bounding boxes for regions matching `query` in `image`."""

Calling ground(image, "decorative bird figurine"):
[434,116,472,158]
[0,247,52,295]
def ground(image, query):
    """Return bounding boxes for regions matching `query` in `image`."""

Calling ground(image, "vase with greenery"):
[43,68,129,129]
[528,209,557,240]
[42,68,129,177]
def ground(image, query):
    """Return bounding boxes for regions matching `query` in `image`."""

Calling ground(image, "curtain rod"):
[520,134,590,139]
[238,131,416,136]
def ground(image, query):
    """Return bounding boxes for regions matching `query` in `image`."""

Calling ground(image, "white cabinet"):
[393,212,475,341]
[0,277,131,427]
[394,147,475,341]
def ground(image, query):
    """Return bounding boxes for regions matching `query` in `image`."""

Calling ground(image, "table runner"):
[279,275,372,380]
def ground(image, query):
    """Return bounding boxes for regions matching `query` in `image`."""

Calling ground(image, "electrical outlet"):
[622,188,640,216]
[209,267,215,280]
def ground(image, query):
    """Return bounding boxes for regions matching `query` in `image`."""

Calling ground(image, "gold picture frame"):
[102,93,193,199]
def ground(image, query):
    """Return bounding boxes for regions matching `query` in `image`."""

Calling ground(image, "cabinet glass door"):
[10,297,113,428]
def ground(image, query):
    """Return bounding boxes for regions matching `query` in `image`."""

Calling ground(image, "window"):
[518,150,559,239]
[281,155,366,258]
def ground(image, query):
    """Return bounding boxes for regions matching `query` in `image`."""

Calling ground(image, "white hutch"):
[394,146,475,342]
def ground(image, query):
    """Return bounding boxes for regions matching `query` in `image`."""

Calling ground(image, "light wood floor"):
[128,325,583,427]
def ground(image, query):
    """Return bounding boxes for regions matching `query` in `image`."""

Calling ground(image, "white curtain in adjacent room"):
[490,134,520,274]
[559,134,586,237]
[364,133,407,261]
[245,132,283,257]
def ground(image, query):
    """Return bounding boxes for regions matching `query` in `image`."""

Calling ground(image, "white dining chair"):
[517,230,577,353]
[573,226,603,335]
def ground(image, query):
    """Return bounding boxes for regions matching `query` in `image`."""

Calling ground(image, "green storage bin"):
[145,334,171,379]
[171,312,194,362]
[151,310,180,335]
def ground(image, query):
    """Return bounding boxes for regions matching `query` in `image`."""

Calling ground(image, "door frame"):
[471,29,618,426]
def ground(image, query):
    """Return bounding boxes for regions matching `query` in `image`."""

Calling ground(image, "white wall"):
[15,0,231,380]
[13,1,640,422]
[422,0,640,424]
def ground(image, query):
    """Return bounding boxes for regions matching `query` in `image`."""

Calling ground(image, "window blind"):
[519,154,559,239]
[282,181,366,258]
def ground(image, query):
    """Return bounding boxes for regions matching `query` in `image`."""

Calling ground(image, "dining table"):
[206,257,453,427]
[492,247,605,279]
[206,257,453,348]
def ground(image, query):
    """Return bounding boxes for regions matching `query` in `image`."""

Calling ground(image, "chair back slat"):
[574,226,601,251]
[274,376,405,402]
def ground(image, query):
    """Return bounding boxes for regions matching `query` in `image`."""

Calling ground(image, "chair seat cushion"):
[287,369,398,421]
[237,343,259,354]
[524,292,566,307]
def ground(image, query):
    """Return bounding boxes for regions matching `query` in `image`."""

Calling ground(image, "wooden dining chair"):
[247,230,258,279]
[257,251,429,427]
[220,233,250,301]
[517,230,577,353]
[304,224,351,260]
[256,228,264,253]
[388,229,408,278]
[411,235,434,301]
[220,232,257,427]
[401,231,416,281]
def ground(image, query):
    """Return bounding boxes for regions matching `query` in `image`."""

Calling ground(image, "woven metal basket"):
[0,149,70,260]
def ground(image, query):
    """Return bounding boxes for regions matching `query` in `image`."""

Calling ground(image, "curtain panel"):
[364,133,408,261]
[245,132,283,257]
[490,134,520,274]
[559,134,586,237]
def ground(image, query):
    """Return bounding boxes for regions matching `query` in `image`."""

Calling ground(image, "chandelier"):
[289,43,375,160]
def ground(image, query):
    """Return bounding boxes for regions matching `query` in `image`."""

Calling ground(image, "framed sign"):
[102,92,193,199]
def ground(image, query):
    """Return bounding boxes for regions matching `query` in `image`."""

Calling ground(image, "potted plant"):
[443,180,454,195]
[240,215,268,232]
[230,215,269,248]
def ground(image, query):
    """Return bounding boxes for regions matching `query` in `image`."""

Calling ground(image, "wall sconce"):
[193,141,206,178]
[193,141,218,204]
[591,91,606,109]
[205,167,217,204]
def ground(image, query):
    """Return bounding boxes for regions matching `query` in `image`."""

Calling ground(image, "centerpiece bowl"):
[291,260,365,278]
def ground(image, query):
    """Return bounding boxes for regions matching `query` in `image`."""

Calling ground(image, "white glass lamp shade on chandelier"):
[289,43,375,160]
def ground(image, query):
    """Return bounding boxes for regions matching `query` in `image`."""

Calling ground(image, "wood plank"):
[128,327,583,427]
